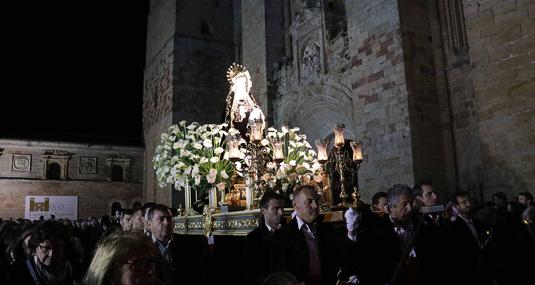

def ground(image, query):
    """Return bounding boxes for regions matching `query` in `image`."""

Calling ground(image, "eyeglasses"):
[120,256,158,271]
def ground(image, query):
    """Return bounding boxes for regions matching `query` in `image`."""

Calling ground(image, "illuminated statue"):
[225,63,265,139]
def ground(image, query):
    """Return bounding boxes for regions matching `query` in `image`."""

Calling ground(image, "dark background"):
[1,1,149,146]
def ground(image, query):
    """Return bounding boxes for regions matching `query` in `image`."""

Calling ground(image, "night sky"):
[2,1,149,146]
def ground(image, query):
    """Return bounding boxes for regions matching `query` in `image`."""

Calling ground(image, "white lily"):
[210,157,220,163]
[203,139,213,148]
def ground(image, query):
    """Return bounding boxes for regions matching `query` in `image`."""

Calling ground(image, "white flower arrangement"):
[262,126,322,190]
[153,121,244,191]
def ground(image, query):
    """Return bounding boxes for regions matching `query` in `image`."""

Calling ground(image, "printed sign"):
[24,196,78,220]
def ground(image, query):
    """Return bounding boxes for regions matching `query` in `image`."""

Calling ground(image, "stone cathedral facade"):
[143,0,534,206]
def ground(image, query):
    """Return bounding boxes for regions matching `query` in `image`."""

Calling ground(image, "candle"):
[350,140,363,162]
[272,138,284,163]
[227,134,242,162]
[333,123,345,149]
[249,119,263,143]
[315,139,329,163]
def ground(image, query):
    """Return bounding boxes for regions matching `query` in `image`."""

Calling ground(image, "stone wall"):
[242,0,269,116]
[0,139,144,219]
[0,179,142,219]
[268,0,419,201]
[143,0,237,205]
[344,0,415,200]
[435,0,482,200]
[462,0,535,200]
[143,0,175,204]
[398,0,452,198]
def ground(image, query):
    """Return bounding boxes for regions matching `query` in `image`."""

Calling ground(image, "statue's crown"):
[226,63,248,83]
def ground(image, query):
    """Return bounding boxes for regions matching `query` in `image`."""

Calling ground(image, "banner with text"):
[24,196,78,220]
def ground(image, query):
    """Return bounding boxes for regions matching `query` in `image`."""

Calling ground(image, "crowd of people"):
[0,183,533,285]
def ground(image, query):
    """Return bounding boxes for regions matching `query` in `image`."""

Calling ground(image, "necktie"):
[464,219,481,246]
[301,224,321,283]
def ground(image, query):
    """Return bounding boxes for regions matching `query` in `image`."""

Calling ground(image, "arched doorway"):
[111,165,123,182]
[47,163,61,180]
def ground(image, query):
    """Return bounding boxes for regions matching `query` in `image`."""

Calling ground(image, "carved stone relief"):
[273,2,353,143]
[79,157,97,174]
[12,154,31,172]
[301,38,321,79]
[290,7,325,82]
[273,77,355,143]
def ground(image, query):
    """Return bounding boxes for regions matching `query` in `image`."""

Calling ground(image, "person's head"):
[100,215,111,229]
[141,202,156,232]
[132,201,142,211]
[292,185,320,224]
[413,181,437,207]
[120,209,135,232]
[386,184,414,223]
[49,215,55,220]
[260,191,284,229]
[492,192,508,211]
[371,191,388,212]
[130,209,145,231]
[454,191,474,217]
[29,221,69,267]
[147,204,173,243]
[517,192,533,207]
[83,231,159,285]
[229,65,253,95]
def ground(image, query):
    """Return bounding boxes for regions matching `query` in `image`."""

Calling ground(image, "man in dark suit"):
[243,191,284,284]
[148,203,205,285]
[270,185,343,285]
[444,191,487,285]
[353,184,415,285]
[353,184,447,285]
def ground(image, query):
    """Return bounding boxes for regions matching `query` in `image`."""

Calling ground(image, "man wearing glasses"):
[7,221,76,284]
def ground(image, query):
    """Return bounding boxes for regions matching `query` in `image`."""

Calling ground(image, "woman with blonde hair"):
[83,230,160,285]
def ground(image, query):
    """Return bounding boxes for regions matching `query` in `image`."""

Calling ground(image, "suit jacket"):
[154,233,205,285]
[355,212,446,285]
[243,222,275,284]
[355,214,403,285]
[412,213,448,285]
[444,217,485,285]
[270,217,342,285]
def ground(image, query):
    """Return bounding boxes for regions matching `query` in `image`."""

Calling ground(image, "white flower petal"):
[210,157,220,163]
[203,139,213,148]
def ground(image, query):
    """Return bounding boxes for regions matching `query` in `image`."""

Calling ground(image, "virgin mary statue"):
[224,63,265,140]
